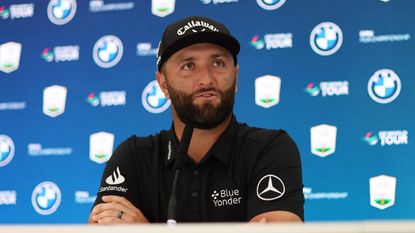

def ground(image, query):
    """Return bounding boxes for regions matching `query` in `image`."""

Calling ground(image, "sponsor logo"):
[47,0,77,25]
[0,190,17,205]
[0,4,34,20]
[41,46,79,63]
[105,167,125,185]
[31,181,61,215]
[0,102,26,111]
[43,85,67,118]
[177,20,219,36]
[303,187,348,200]
[305,81,349,97]
[152,0,175,18]
[89,132,114,164]
[362,132,379,146]
[255,75,281,108]
[89,0,134,12]
[142,80,171,114]
[256,0,286,10]
[310,22,343,56]
[368,69,401,104]
[167,140,172,161]
[310,124,337,157]
[363,130,408,146]
[256,174,285,201]
[200,0,239,5]
[100,167,128,193]
[86,91,126,107]
[0,135,15,167]
[93,35,123,68]
[250,33,292,50]
[370,175,396,210]
[359,30,410,43]
[136,43,158,56]
[28,143,72,156]
[0,42,22,74]
[75,191,96,204]
[211,189,242,207]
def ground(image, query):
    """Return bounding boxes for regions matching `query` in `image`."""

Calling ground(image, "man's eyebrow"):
[176,56,197,64]
[211,53,232,59]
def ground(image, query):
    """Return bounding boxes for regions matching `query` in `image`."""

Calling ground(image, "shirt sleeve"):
[246,130,304,221]
[92,136,141,209]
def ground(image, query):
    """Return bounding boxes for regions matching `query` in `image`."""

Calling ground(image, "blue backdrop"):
[0,0,414,223]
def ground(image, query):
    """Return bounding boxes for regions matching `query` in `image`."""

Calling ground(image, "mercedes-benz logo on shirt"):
[256,174,285,201]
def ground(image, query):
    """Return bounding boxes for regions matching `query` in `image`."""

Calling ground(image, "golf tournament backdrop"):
[0,0,414,223]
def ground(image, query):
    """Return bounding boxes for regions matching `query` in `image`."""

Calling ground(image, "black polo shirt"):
[93,115,304,222]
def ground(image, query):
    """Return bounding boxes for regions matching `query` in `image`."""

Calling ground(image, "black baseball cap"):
[156,16,240,71]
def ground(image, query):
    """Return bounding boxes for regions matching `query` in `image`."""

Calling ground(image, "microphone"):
[167,124,193,225]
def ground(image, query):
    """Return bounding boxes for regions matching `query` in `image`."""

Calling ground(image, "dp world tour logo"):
[142,80,171,114]
[362,132,379,146]
[310,22,343,56]
[304,83,320,96]
[93,35,124,68]
[250,36,265,49]
[368,69,401,104]
[0,135,15,167]
[47,0,77,25]
[256,0,286,10]
[31,181,61,215]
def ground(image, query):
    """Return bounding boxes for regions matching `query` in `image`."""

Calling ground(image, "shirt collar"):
[164,115,239,167]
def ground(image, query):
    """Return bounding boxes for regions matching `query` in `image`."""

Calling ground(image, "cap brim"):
[158,32,240,70]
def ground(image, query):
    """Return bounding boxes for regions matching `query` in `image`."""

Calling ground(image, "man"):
[88,16,304,224]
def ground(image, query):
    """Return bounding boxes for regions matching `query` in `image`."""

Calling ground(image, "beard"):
[166,80,236,130]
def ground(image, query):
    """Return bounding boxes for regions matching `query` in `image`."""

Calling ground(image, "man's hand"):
[88,195,149,224]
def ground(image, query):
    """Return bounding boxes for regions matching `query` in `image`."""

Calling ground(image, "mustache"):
[191,87,222,97]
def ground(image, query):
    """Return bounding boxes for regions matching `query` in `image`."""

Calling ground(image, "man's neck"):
[173,114,232,164]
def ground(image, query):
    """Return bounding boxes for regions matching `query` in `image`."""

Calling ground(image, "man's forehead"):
[171,43,232,61]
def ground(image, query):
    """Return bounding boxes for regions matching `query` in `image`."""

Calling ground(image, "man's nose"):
[197,65,215,87]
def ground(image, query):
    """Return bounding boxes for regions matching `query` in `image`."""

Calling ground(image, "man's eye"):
[182,63,194,70]
[213,59,225,67]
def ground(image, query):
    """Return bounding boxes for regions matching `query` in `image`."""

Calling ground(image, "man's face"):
[157,43,239,129]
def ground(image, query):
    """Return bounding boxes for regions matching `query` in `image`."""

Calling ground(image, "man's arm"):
[249,210,302,223]
[88,195,149,224]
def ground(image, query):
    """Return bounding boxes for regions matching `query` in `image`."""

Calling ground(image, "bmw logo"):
[310,22,343,56]
[141,80,171,114]
[0,135,15,167]
[32,181,62,215]
[47,0,77,25]
[93,35,124,68]
[368,69,401,104]
[257,0,286,10]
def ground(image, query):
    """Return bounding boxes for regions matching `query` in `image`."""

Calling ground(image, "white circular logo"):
[93,35,124,68]
[47,0,77,25]
[141,80,171,114]
[310,22,343,56]
[257,0,286,10]
[0,135,15,167]
[32,181,62,215]
[256,174,285,201]
[368,69,401,104]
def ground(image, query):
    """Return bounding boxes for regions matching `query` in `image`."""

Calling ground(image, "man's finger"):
[102,195,137,210]
[97,216,123,225]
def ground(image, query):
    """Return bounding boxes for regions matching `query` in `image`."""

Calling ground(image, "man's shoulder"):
[235,122,287,144]
[121,130,170,149]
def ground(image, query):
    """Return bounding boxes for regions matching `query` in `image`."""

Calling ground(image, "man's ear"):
[155,70,170,99]
[234,64,239,93]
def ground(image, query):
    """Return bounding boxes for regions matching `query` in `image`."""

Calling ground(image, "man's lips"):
[193,91,219,99]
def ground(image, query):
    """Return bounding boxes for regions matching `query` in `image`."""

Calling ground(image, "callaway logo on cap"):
[156,16,240,71]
